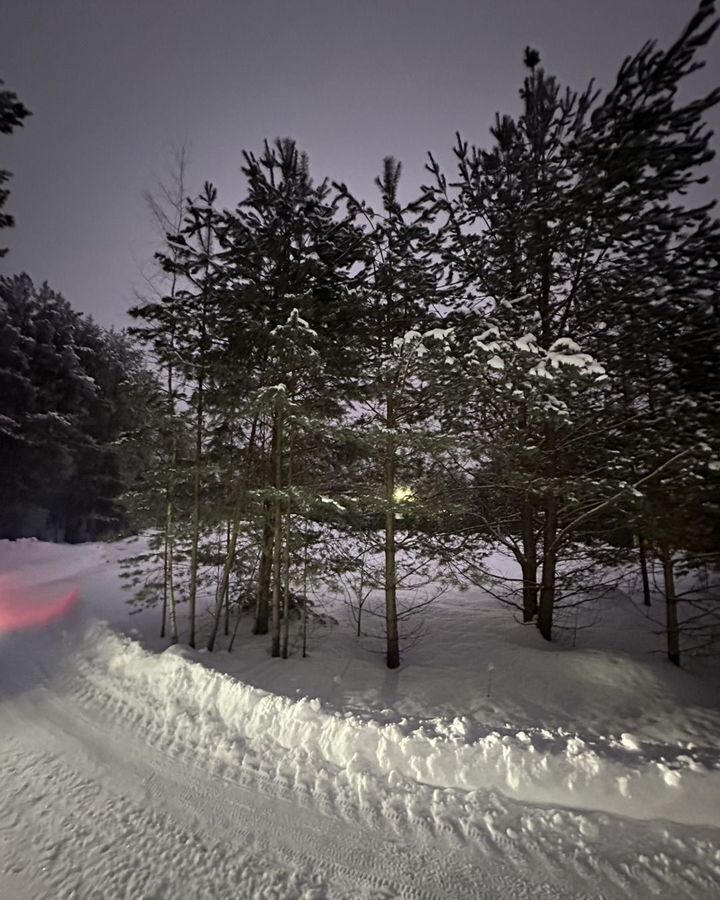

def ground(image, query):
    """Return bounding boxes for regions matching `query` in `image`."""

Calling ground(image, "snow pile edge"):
[81,623,720,828]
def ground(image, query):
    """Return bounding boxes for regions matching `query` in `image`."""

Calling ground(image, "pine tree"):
[140,145,190,642]
[336,159,450,668]
[570,0,720,661]
[215,139,365,653]
[427,1,720,641]
[135,182,225,646]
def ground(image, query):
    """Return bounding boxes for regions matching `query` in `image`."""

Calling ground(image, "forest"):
[2,4,719,671]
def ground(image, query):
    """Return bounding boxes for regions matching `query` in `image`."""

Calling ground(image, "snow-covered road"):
[2,699,493,899]
[1,540,719,899]
[2,620,718,900]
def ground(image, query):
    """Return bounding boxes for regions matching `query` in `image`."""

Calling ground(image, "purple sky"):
[1,0,718,328]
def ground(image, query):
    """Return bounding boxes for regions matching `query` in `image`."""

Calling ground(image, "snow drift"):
[77,622,720,829]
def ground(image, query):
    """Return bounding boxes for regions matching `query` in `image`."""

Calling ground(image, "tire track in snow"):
[0,739,331,900]
[3,702,552,900]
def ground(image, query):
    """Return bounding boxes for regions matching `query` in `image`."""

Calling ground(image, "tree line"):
[2,3,719,667]
[127,4,720,668]
[0,274,156,541]
[0,83,156,542]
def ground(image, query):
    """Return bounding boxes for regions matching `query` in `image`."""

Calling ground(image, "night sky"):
[1,0,718,328]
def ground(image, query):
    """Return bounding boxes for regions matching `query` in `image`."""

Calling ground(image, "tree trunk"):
[521,557,538,624]
[186,213,212,649]
[537,492,557,642]
[520,497,538,622]
[357,548,367,637]
[187,370,204,649]
[207,417,258,651]
[537,420,557,642]
[301,523,309,658]
[207,516,239,652]
[638,532,651,607]
[254,419,274,636]
[281,507,291,659]
[162,490,178,644]
[254,502,273,635]
[271,408,283,658]
[271,509,282,657]
[661,543,680,666]
[384,397,400,670]
[158,155,184,646]
[281,433,293,659]
[160,549,167,639]
[164,412,178,645]
[224,586,230,635]
[224,518,231,635]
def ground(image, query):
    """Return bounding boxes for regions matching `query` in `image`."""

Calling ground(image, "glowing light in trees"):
[393,486,415,504]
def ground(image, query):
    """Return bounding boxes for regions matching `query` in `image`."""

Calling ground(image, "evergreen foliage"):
[123,5,720,665]
[0,275,157,541]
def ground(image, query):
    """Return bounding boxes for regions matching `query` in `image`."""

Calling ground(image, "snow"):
[270,308,319,339]
[318,496,346,512]
[422,327,453,342]
[1,537,719,899]
[529,361,555,380]
[514,332,538,351]
[550,338,582,353]
[477,326,501,341]
[393,329,422,348]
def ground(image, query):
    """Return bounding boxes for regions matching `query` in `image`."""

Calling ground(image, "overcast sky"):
[1,0,718,328]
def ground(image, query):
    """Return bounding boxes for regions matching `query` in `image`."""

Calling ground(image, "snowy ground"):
[1,538,719,899]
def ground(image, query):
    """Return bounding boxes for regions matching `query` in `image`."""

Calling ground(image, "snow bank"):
[81,623,720,828]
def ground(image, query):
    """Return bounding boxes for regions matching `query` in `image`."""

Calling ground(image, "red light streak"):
[0,577,79,633]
